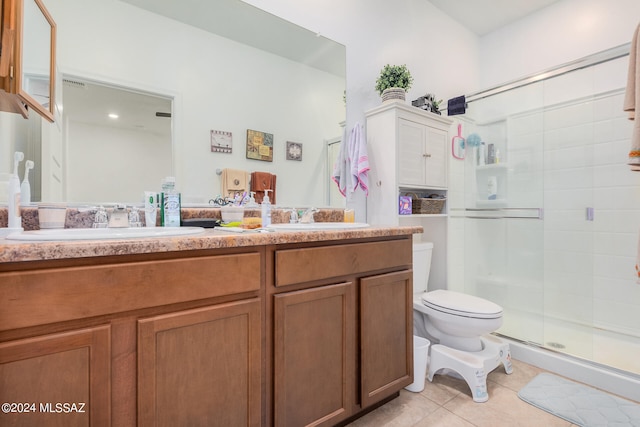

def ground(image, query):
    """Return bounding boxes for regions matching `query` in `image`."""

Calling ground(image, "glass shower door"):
[462,81,546,347]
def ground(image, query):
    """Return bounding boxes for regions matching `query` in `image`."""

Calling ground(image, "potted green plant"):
[375,64,413,102]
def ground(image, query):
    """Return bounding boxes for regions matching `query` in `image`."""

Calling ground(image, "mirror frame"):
[14,0,56,122]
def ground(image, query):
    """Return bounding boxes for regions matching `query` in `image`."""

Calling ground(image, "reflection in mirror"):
[62,78,172,204]
[18,0,55,121]
[1,0,345,207]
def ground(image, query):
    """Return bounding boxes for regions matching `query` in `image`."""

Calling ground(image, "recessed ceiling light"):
[108,113,119,119]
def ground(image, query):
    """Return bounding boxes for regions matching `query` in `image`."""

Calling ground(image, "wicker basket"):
[408,193,446,215]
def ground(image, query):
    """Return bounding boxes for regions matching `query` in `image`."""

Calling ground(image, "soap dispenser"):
[8,152,24,230]
[261,189,272,227]
[245,191,259,209]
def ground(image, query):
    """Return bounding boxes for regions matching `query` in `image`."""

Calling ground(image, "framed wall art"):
[286,141,302,161]
[210,130,232,153]
[246,129,273,162]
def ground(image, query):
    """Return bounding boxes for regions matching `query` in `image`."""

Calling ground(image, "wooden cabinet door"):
[273,282,354,427]
[138,299,261,427]
[360,270,413,408]
[0,325,111,427]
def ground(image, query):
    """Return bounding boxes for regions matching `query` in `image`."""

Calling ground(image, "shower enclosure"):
[451,44,640,377]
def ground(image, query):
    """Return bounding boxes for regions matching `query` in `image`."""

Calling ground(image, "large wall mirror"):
[0,0,345,207]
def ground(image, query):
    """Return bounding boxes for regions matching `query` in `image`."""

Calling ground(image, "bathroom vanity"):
[0,226,419,427]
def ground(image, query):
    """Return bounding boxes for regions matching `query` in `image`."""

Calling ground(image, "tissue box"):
[399,196,412,215]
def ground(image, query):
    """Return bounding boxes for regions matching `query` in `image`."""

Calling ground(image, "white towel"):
[221,168,249,197]
[332,126,350,197]
[624,22,640,169]
[348,122,370,196]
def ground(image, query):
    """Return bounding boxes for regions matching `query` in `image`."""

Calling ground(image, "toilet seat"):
[422,290,502,320]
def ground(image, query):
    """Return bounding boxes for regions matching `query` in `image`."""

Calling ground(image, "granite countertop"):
[0,206,422,263]
[0,226,423,264]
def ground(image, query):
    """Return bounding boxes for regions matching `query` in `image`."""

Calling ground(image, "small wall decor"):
[246,129,273,162]
[286,141,302,161]
[210,130,233,153]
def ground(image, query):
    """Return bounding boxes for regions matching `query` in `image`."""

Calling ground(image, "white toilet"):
[412,242,512,402]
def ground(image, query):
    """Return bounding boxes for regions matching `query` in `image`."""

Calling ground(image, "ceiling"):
[427,0,562,36]
[62,78,172,137]
[66,1,562,132]
[119,0,345,78]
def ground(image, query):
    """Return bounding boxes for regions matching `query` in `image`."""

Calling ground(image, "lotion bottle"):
[261,189,272,227]
[8,152,24,230]
[160,176,181,227]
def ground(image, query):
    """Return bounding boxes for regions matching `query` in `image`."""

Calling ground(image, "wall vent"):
[63,79,87,89]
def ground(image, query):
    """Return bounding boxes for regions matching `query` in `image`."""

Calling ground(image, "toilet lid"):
[422,290,503,319]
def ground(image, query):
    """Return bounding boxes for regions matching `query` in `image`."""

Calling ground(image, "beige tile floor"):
[347,359,580,427]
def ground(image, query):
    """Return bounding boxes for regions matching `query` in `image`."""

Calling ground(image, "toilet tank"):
[412,242,433,294]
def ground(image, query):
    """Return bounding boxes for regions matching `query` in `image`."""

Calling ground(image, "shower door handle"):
[586,207,594,221]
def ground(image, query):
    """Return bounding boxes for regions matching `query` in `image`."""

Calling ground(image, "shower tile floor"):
[346,359,582,427]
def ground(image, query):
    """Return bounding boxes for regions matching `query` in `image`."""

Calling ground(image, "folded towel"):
[625,22,640,169]
[349,122,369,196]
[332,126,350,197]
[221,168,249,197]
[447,95,467,116]
[250,171,276,204]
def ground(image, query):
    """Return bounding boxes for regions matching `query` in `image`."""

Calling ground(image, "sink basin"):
[5,227,205,241]
[267,222,369,231]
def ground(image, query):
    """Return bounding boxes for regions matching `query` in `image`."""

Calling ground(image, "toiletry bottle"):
[261,189,272,227]
[488,176,497,200]
[478,142,486,166]
[245,191,259,208]
[144,191,158,227]
[161,176,181,227]
[8,152,24,230]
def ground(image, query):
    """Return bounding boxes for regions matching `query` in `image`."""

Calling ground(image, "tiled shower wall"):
[450,55,640,373]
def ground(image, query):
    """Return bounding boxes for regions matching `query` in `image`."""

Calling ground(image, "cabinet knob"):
[423,153,431,158]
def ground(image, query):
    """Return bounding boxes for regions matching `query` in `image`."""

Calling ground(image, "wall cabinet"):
[366,101,452,226]
[0,0,56,121]
[398,118,448,188]
[366,101,452,289]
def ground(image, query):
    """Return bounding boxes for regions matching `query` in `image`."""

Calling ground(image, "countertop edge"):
[0,226,423,264]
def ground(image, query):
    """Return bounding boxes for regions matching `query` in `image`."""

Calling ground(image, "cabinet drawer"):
[0,252,261,331]
[275,239,411,287]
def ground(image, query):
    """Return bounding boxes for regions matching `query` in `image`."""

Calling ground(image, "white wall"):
[67,121,172,203]
[243,0,480,220]
[42,0,345,207]
[478,0,640,88]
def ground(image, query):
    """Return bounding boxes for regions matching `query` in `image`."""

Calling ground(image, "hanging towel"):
[332,126,350,197]
[221,168,249,197]
[348,122,370,196]
[625,22,640,170]
[447,95,467,116]
[250,171,276,204]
